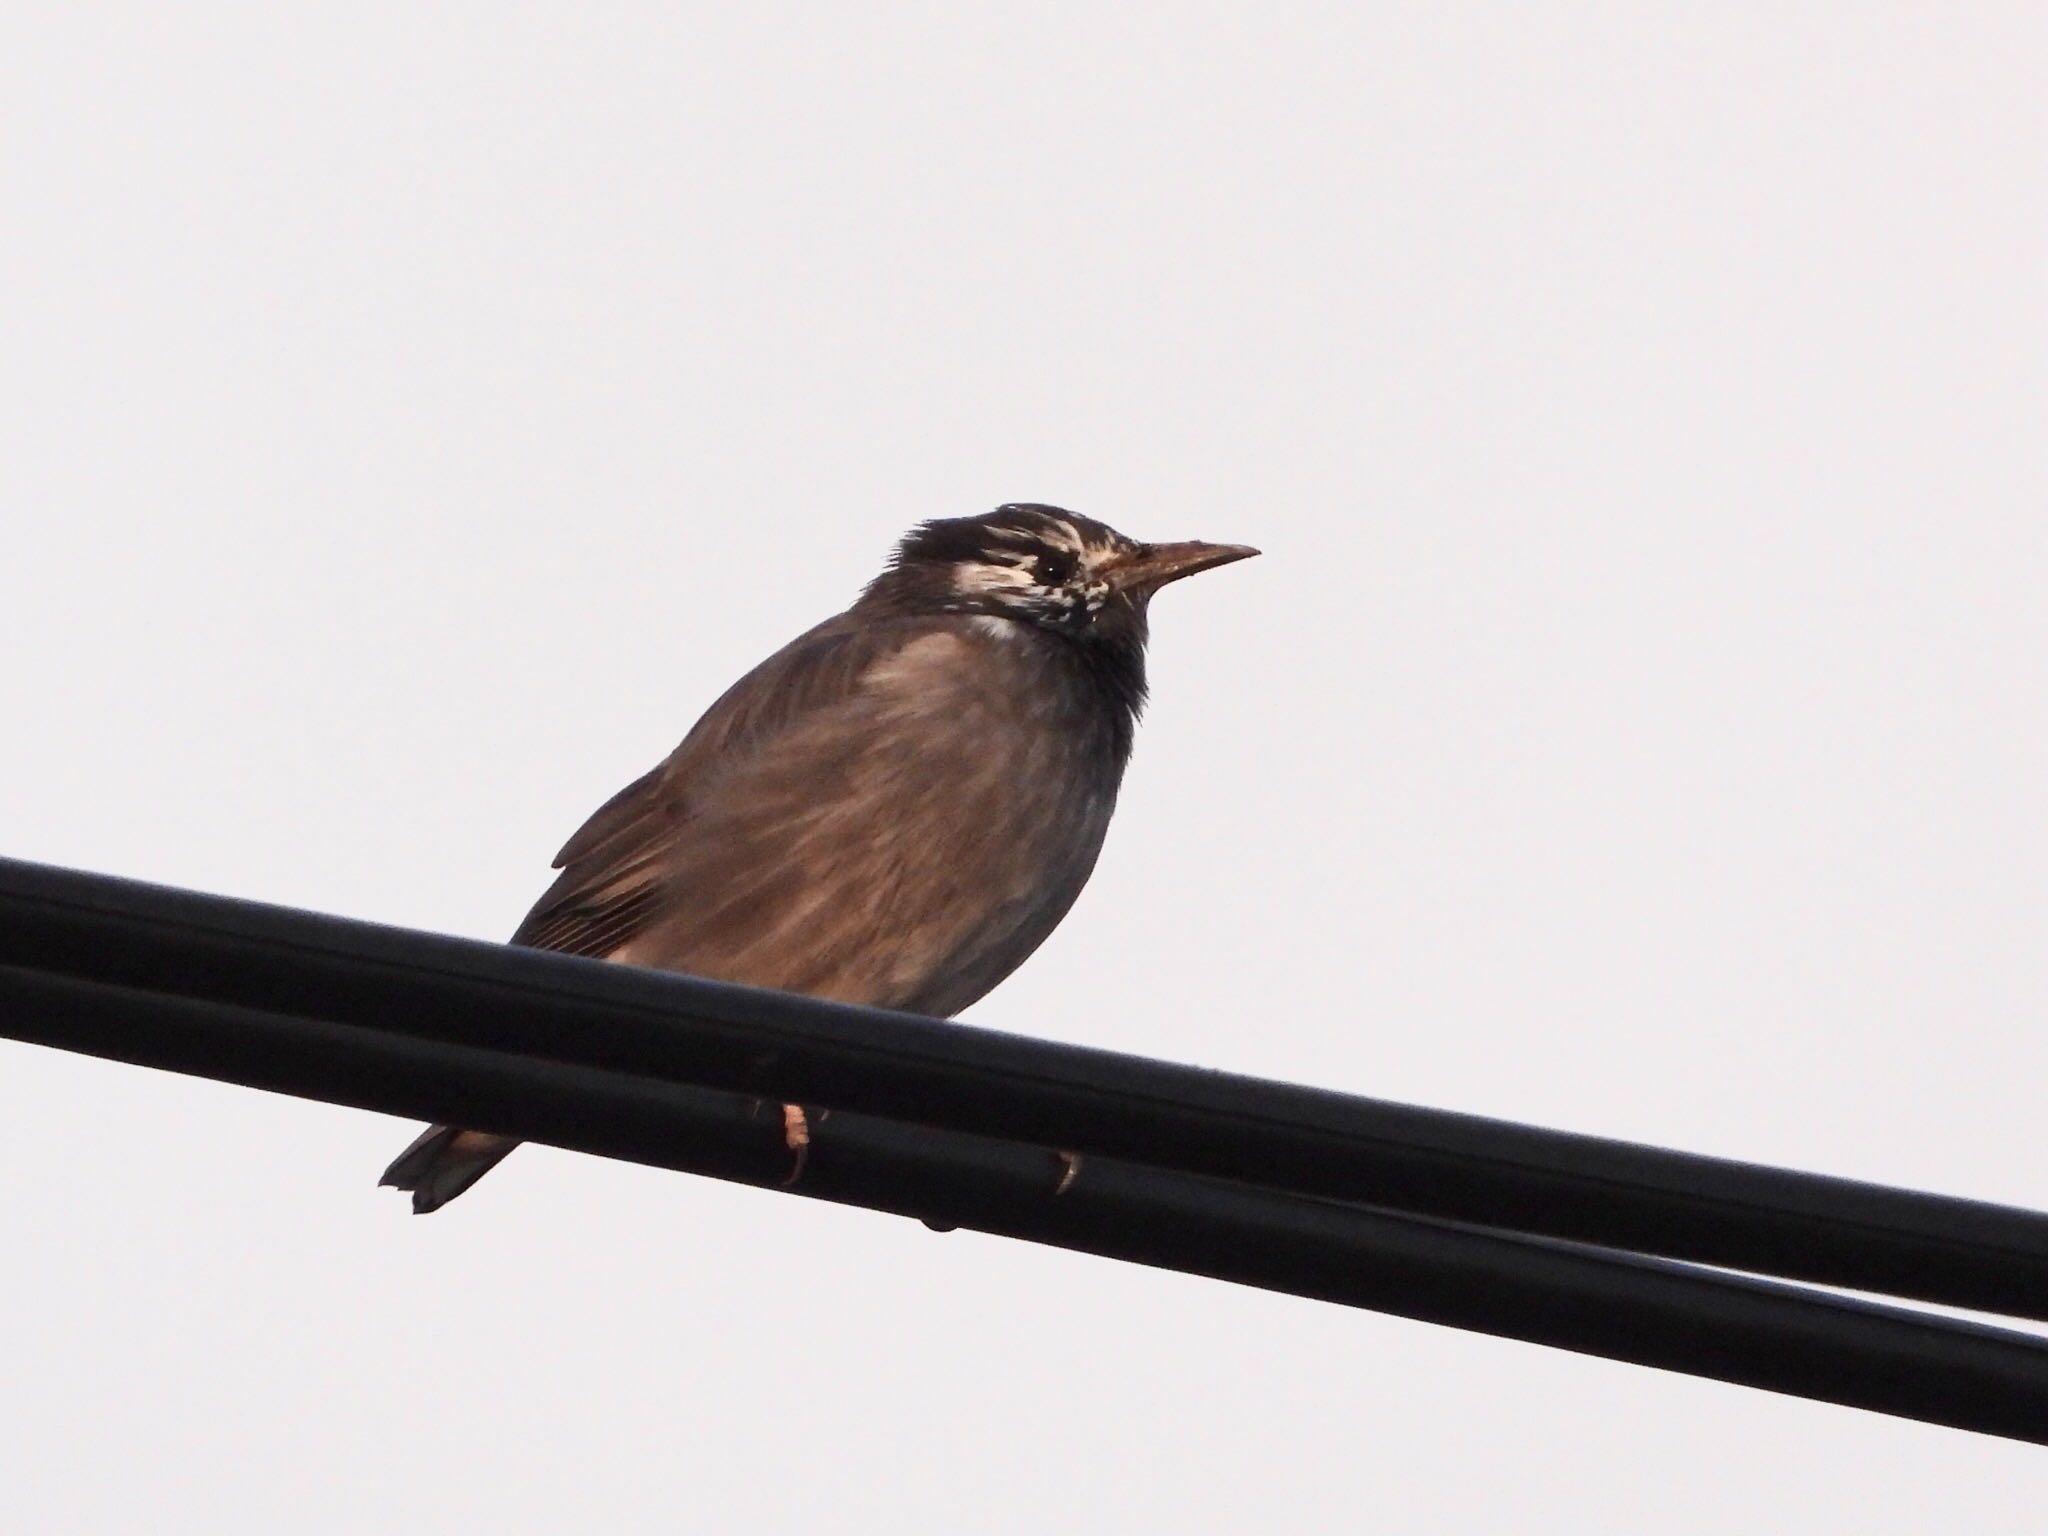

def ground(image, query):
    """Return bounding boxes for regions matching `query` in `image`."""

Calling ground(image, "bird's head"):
[861,505,1258,645]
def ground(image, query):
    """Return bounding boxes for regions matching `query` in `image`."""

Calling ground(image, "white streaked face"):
[949,512,1131,624]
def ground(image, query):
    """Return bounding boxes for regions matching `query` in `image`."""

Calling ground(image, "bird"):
[381,503,1257,1212]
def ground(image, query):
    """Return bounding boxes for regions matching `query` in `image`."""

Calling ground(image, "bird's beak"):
[1104,540,1261,595]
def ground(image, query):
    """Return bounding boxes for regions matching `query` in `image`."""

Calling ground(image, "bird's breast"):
[613,621,1127,1018]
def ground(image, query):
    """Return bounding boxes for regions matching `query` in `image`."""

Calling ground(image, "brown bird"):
[381,504,1256,1211]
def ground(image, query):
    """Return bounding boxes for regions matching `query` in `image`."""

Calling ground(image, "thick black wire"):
[4,961,2047,1444]
[5,855,2048,1320]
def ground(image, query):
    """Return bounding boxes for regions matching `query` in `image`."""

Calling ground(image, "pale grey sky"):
[3,3,2045,1529]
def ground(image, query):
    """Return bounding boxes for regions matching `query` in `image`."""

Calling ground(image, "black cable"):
[4,855,2048,1321]
[4,960,2046,1445]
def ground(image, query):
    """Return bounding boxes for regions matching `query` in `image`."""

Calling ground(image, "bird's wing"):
[508,615,940,959]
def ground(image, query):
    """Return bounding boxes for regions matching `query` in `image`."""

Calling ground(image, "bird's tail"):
[380,1125,520,1214]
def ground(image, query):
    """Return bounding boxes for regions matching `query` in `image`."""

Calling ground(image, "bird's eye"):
[1033,553,1076,587]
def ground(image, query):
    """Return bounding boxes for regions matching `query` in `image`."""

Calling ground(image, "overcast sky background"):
[4,4,2046,1529]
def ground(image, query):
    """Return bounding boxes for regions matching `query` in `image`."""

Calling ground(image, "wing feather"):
[507,615,939,960]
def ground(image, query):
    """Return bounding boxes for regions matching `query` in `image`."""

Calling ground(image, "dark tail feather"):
[380,1126,520,1214]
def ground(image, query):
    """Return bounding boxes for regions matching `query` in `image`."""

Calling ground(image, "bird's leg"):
[779,1102,811,1186]
[747,1099,817,1185]
[1053,1149,1082,1195]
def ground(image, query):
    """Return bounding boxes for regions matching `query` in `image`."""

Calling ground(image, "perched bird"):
[381,504,1256,1211]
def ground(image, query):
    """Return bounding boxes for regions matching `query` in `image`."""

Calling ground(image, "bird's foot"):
[779,1102,810,1186]
[1053,1149,1082,1195]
